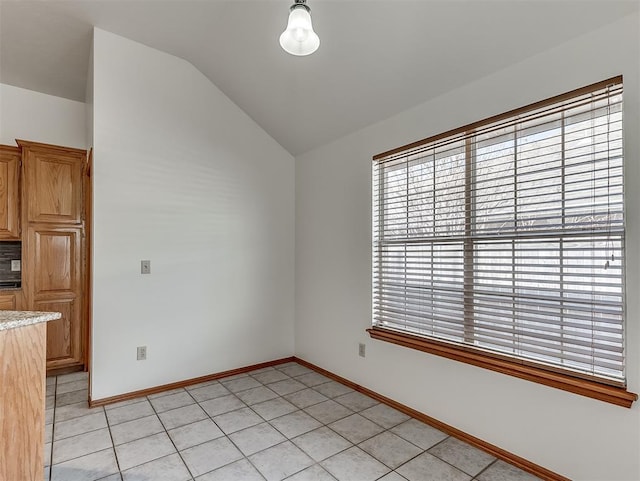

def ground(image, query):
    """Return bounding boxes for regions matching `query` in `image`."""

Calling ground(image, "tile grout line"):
[103,402,122,478]
[146,392,198,481]
[471,458,500,480]
[46,375,56,481]
[189,376,268,480]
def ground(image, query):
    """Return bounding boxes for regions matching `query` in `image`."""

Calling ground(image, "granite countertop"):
[0,310,62,331]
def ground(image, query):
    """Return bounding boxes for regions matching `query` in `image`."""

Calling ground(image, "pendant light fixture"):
[279,0,320,56]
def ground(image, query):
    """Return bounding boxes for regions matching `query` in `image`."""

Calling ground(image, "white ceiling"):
[0,0,637,155]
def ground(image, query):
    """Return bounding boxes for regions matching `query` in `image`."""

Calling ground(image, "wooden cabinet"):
[0,290,21,310]
[19,140,87,373]
[0,146,20,239]
[21,142,84,224]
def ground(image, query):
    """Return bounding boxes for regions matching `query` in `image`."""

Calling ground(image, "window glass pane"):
[434,142,465,236]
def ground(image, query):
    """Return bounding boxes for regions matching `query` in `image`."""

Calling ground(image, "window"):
[370,77,637,407]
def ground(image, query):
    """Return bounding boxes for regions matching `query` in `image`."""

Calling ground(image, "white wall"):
[295,13,640,481]
[0,83,86,148]
[91,28,295,399]
[85,34,94,149]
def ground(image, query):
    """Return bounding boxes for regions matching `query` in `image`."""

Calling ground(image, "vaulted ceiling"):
[1,1,637,155]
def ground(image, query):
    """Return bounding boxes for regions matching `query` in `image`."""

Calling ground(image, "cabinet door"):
[26,226,83,369]
[0,146,20,239]
[0,293,16,310]
[37,298,81,367]
[22,144,84,225]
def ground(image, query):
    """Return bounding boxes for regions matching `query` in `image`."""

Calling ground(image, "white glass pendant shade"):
[279,3,319,56]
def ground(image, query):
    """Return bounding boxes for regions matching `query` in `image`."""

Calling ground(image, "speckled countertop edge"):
[0,311,62,331]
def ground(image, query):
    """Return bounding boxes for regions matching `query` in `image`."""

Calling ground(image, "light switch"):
[141,260,151,274]
[10,260,20,272]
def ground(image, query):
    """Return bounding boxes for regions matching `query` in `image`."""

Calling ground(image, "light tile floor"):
[45,362,541,481]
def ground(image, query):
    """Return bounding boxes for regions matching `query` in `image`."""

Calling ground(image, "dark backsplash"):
[0,241,21,283]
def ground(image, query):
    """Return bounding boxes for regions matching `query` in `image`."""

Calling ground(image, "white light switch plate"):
[141,260,151,274]
[10,260,20,272]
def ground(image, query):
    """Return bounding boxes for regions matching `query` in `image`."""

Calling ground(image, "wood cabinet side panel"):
[0,322,46,481]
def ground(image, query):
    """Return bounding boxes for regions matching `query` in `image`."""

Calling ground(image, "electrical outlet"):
[137,346,147,360]
[10,260,20,272]
[359,343,366,358]
[141,260,151,274]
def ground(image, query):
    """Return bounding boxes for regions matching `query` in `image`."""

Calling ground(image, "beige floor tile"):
[54,412,108,441]
[181,437,243,477]
[158,403,209,430]
[121,453,191,481]
[321,446,390,481]
[195,458,263,481]
[228,422,286,456]
[52,428,113,465]
[168,418,224,451]
[51,448,118,481]
[429,437,496,477]
[397,452,471,481]
[149,391,195,413]
[359,431,422,469]
[292,426,352,462]
[270,410,322,438]
[110,415,164,446]
[328,414,385,444]
[249,441,314,481]
[114,432,176,471]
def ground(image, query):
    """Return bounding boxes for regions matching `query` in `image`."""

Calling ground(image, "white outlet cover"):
[10,260,21,272]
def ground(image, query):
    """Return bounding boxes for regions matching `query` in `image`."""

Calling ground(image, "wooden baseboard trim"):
[293,356,569,481]
[89,357,295,407]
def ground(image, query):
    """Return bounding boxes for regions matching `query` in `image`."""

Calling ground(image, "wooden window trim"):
[373,75,623,161]
[367,326,638,408]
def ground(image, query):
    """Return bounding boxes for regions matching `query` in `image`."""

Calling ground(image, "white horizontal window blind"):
[372,78,625,385]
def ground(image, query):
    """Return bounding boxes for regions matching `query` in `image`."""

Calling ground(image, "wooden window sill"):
[367,326,638,408]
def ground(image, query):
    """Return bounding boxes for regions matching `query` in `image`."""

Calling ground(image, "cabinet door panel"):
[30,227,80,298]
[36,298,80,365]
[25,226,82,370]
[0,293,16,310]
[24,149,83,224]
[0,146,20,239]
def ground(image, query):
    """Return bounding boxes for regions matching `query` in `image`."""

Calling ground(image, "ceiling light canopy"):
[279,0,319,56]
